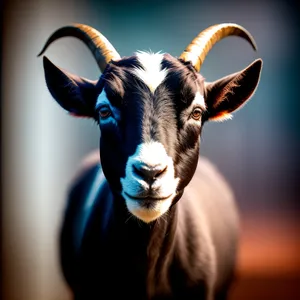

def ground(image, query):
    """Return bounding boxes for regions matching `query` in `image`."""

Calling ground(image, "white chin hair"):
[125,197,173,223]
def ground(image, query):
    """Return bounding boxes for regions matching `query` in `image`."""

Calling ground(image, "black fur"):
[42,52,262,300]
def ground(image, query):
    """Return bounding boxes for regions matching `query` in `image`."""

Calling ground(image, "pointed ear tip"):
[246,58,262,74]
[253,58,263,68]
[42,56,55,69]
[42,55,50,63]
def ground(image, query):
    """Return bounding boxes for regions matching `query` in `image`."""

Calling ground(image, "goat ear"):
[43,56,98,117]
[204,59,262,122]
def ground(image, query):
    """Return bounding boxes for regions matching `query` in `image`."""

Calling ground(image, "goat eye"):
[99,107,112,119]
[191,108,202,120]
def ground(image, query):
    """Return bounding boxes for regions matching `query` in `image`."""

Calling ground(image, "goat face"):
[97,52,206,223]
[40,23,262,223]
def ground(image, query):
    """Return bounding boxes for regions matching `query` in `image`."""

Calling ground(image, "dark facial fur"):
[96,53,205,198]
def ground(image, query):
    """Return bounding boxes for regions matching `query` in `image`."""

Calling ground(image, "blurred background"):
[1,0,299,299]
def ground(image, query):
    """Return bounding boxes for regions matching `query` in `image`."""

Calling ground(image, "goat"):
[39,23,262,300]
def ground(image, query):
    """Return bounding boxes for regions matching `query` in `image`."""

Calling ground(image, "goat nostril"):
[133,165,144,178]
[132,164,168,182]
[154,166,168,178]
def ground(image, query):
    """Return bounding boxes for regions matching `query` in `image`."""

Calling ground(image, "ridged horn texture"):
[179,23,257,72]
[38,23,121,72]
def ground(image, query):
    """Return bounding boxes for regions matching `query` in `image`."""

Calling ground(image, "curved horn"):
[38,23,121,72]
[179,23,257,72]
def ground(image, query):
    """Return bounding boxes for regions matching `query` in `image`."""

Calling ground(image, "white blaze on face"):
[121,141,179,223]
[194,91,206,110]
[133,51,168,93]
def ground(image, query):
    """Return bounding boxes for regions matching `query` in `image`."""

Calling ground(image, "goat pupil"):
[99,107,111,119]
[192,108,202,120]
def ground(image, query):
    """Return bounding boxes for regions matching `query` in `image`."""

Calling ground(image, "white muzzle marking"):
[121,141,179,223]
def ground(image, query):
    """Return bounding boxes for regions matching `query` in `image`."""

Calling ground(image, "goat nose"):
[132,163,168,183]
